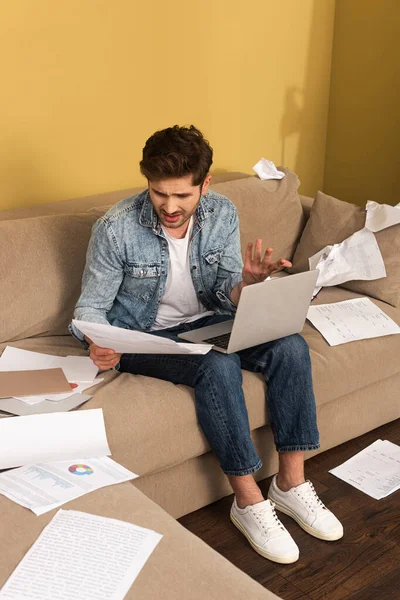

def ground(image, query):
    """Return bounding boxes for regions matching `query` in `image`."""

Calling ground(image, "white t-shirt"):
[152,217,214,330]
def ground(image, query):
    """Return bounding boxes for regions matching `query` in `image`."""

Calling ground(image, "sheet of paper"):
[0,394,92,417]
[365,200,400,232]
[307,297,400,346]
[73,319,212,355]
[329,439,400,499]
[0,368,72,398]
[14,378,104,405]
[308,227,386,290]
[0,456,138,515]
[0,509,162,600]
[252,157,285,180]
[0,347,98,382]
[0,408,111,469]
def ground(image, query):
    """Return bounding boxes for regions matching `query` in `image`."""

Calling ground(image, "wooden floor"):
[179,419,400,600]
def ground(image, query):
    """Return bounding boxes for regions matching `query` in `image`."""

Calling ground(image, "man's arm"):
[70,218,125,343]
[69,218,124,370]
[211,208,244,310]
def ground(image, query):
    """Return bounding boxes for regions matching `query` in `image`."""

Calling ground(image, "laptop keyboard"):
[203,332,231,349]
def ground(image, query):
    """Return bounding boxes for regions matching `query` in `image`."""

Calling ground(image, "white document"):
[252,157,285,180]
[365,200,400,232]
[0,408,111,470]
[309,227,386,290]
[0,456,138,515]
[330,439,400,499]
[0,347,98,382]
[14,378,104,406]
[0,509,162,600]
[307,297,400,346]
[73,319,212,355]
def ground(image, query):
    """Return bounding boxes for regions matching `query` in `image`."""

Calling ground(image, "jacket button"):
[192,265,197,270]
[199,290,203,294]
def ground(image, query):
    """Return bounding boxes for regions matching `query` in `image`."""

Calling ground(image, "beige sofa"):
[1,172,399,596]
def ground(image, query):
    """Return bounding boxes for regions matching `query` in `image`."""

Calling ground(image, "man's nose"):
[163,198,179,214]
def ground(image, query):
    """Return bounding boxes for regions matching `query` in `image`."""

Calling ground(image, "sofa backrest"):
[0,172,309,342]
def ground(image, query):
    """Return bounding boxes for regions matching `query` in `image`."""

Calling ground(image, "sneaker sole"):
[230,512,299,564]
[268,496,343,541]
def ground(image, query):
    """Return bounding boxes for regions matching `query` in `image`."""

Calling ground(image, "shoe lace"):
[295,481,326,514]
[250,500,285,532]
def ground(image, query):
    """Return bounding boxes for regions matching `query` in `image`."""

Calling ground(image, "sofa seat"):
[2,284,399,482]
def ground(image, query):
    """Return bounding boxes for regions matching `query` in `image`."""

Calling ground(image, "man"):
[70,125,343,564]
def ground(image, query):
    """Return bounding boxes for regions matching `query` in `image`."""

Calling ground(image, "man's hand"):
[88,342,121,371]
[242,239,292,285]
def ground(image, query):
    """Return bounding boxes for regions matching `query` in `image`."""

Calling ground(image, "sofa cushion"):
[289,191,400,307]
[210,169,305,261]
[0,213,98,343]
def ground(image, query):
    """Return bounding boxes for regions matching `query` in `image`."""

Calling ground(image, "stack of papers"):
[307,297,400,346]
[0,409,140,517]
[0,347,101,405]
[0,510,162,599]
[330,439,400,499]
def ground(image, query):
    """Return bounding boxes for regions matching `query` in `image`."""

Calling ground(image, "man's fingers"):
[94,358,120,371]
[95,346,117,356]
[265,259,292,275]
[254,239,263,264]
[262,247,274,263]
[244,242,253,270]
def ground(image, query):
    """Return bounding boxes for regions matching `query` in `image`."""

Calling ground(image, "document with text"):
[307,297,400,346]
[0,456,138,515]
[0,510,162,599]
[330,439,400,499]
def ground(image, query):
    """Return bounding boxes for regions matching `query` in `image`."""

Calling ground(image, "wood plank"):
[261,575,312,600]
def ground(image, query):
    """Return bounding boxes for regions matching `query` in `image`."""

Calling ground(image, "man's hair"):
[140,125,213,186]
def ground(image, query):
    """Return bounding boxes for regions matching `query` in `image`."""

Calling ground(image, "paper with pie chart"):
[0,456,138,515]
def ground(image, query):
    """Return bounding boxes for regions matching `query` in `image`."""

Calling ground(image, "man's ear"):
[201,174,212,196]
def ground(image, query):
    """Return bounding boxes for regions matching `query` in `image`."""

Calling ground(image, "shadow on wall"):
[280,86,304,167]
[279,0,334,197]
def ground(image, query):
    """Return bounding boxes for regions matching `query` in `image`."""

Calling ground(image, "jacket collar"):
[139,190,215,233]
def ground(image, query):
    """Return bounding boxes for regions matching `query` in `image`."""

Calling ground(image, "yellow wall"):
[0,1,335,211]
[324,0,400,206]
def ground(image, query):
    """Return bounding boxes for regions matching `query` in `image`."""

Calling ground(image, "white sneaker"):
[268,475,344,541]
[230,497,299,564]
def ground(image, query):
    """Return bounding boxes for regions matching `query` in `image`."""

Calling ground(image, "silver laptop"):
[178,270,319,353]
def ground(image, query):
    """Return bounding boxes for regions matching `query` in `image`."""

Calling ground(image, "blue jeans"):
[118,315,320,477]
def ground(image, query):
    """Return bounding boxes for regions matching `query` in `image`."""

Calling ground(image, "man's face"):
[148,174,211,233]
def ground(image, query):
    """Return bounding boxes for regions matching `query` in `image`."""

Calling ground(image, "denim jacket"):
[69,189,243,346]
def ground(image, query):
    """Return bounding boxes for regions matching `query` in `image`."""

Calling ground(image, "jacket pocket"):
[122,263,161,301]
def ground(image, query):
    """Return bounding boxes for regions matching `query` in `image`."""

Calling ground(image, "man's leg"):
[118,317,262,479]
[238,334,343,541]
